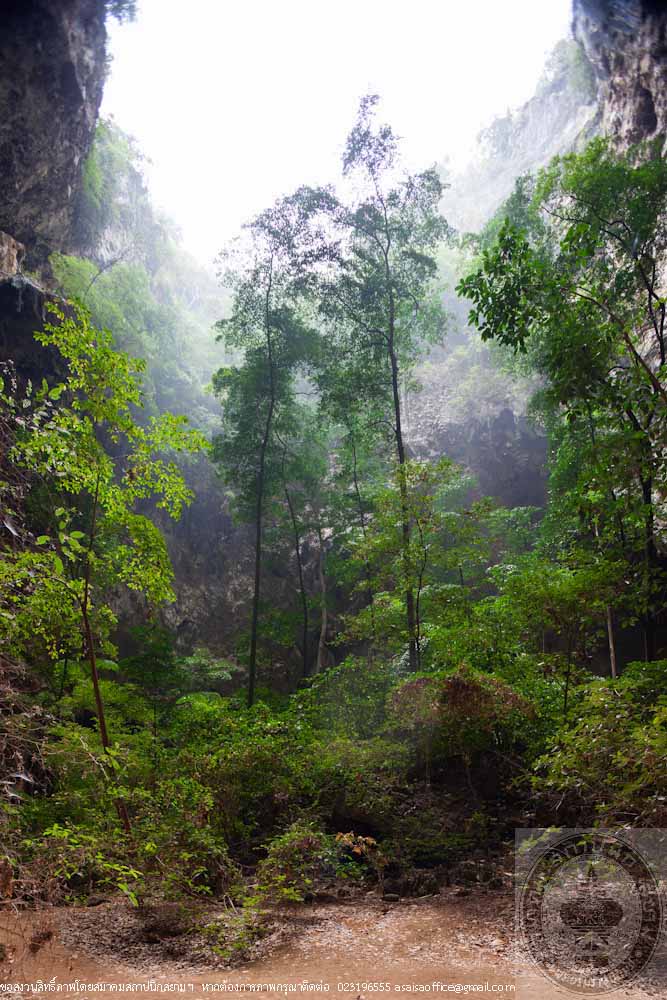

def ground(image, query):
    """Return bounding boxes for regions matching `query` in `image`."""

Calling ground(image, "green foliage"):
[21,822,143,905]
[255,821,348,903]
[340,459,462,653]
[50,252,220,429]
[77,122,145,249]
[536,39,596,102]
[493,554,621,660]
[0,303,206,856]
[120,627,239,724]
[535,661,667,823]
[7,102,667,918]
[202,907,268,962]
[128,772,243,900]
[64,118,226,431]
[1,305,206,667]
[296,656,396,739]
[388,665,533,769]
[212,337,312,524]
[460,137,667,662]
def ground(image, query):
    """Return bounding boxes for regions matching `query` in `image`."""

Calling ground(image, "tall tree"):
[213,213,315,706]
[274,405,329,678]
[460,138,667,662]
[214,98,447,685]
[1,304,205,831]
[307,96,449,670]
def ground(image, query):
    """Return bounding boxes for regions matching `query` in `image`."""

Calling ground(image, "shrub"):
[19,822,142,905]
[535,661,667,823]
[255,821,343,903]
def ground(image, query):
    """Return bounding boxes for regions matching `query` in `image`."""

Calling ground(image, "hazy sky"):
[103,0,572,265]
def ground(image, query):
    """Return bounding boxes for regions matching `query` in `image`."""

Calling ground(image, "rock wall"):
[0,0,107,271]
[407,396,547,509]
[0,230,69,387]
[442,39,599,234]
[422,39,600,508]
[573,0,667,145]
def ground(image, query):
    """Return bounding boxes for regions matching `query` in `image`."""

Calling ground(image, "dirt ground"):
[1,891,664,999]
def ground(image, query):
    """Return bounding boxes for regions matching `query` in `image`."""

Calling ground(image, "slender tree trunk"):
[292,505,309,678]
[606,605,618,679]
[387,306,419,671]
[640,473,657,662]
[591,516,618,679]
[414,516,428,657]
[563,639,573,720]
[280,445,309,678]
[586,410,620,679]
[81,602,110,748]
[248,463,265,708]
[247,265,276,707]
[402,377,410,437]
[316,524,328,673]
[82,472,131,836]
[350,435,376,640]
[375,216,419,670]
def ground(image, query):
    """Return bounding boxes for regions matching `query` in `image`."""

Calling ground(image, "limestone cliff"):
[406,346,547,508]
[408,40,601,509]
[574,0,667,146]
[0,0,107,271]
[441,39,599,235]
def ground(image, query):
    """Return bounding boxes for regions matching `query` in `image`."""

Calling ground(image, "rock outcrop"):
[0,231,64,385]
[574,0,667,145]
[406,351,547,508]
[0,232,26,279]
[0,0,107,271]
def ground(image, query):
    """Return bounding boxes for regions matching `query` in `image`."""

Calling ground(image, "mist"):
[6,0,667,985]
[102,0,572,263]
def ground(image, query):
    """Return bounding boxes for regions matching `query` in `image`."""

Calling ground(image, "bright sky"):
[102,0,572,265]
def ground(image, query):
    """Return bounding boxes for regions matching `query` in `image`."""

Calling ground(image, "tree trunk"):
[247,262,276,707]
[350,435,376,640]
[247,463,265,708]
[606,605,618,679]
[281,447,309,678]
[82,473,131,836]
[388,318,419,671]
[640,473,658,662]
[316,524,328,673]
